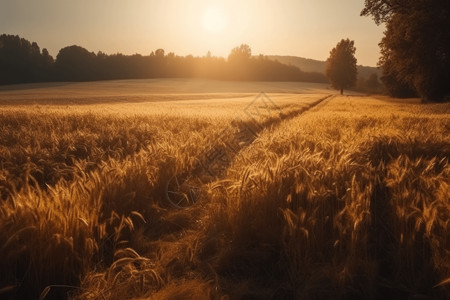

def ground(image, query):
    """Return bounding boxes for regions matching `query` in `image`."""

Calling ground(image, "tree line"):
[324,1,450,103]
[0,34,327,85]
[361,0,450,102]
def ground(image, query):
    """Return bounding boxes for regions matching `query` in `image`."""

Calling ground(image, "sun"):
[202,6,228,34]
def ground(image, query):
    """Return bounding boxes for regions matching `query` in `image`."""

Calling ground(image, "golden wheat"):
[0,83,448,299]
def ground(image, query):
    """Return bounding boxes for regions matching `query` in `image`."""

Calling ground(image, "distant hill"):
[267,55,381,80]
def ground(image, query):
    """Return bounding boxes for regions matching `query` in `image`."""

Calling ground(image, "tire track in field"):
[145,93,334,287]
[278,93,334,121]
[142,93,333,292]
[165,94,334,209]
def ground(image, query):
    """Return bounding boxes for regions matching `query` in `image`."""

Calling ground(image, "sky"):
[0,0,385,66]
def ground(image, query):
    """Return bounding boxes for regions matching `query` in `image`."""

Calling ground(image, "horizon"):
[1,1,449,299]
[1,0,385,67]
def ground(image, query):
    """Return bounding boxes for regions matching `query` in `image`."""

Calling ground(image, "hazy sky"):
[0,0,385,66]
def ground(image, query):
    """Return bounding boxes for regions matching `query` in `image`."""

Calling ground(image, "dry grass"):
[0,80,448,299]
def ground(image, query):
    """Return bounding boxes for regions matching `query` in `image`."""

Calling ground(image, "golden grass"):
[0,81,449,299]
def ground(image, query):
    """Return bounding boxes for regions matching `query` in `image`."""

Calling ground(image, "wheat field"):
[0,79,449,299]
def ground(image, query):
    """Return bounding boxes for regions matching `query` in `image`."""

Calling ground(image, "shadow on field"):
[0,93,254,106]
[361,136,450,298]
[0,82,77,91]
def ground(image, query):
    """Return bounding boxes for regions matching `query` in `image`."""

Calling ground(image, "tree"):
[155,48,165,58]
[228,44,251,63]
[361,0,450,102]
[0,34,53,84]
[227,44,252,80]
[39,48,54,81]
[325,39,357,95]
[55,45,97,81]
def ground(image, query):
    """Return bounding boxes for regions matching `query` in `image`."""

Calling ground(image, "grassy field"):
[0,79,449,299]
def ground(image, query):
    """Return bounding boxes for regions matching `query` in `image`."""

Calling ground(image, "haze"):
[0,0,384,67]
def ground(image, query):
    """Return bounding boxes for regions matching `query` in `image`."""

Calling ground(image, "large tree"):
[361,0,450,102]
[0,34,54,84]
[54,45,97,81]
[227,44,252,80]
[325,39,357,95]
[228,44,252,63]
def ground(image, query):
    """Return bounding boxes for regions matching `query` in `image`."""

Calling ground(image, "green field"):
[0,79,449,299]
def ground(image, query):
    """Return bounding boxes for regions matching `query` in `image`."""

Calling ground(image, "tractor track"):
[165,93,334,209]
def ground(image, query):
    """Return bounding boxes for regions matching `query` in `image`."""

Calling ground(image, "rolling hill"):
[267,55,381,79]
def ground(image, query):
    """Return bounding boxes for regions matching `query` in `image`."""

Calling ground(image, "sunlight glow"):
[0,0,386,66]
[202,6,228,33]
